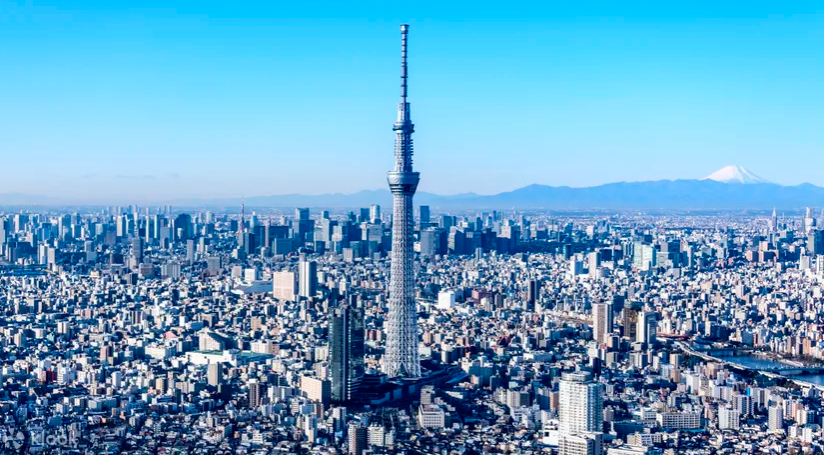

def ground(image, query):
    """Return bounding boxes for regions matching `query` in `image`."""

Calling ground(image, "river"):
[718,354,824,387]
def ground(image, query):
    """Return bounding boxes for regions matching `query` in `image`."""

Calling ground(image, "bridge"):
[691,346,757,357]
[677,342,824,376]
[756,366,824,376]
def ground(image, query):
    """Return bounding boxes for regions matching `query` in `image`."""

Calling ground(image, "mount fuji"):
[701,165,771,184]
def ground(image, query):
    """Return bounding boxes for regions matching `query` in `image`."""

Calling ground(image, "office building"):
[273,271,297,302]
[419,205,430,225]
[299,257,318,299]
[636,311,657,345]
[301,376,331,407]
[369,204,381,223]
[592,302,613,345]
[330,302,365,403]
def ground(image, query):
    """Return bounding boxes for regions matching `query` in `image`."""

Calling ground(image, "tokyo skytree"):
[383,24,421,379]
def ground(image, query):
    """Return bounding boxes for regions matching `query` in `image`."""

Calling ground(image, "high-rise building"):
[207,362,222,387]
[295,207,314,246]
[299,257,318,299]
[622,302,643,340]
[248,379,266,408]
[300,376,331,407]
[419,205,430,225]
[273,271,297,302]
[420,227,442,257]
[807,229,824,256]
[526,279,538,309]
[418,205,430,225]
[383,24,421,379]
[559,372,603,435]
[770,207,778,232]
[733,394,753,416]
[131,237,143,262]
[237,201,245,247]
[768,405,784,433]
[348,422,368,455]
[369,204,381,223]
[588,251,600,277]
[330,301,365,403]
[636,311,657,345]
[592,302,613,345]
[718,406,740,430]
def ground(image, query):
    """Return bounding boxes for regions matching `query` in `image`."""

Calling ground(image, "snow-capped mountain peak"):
[701,165,771,184]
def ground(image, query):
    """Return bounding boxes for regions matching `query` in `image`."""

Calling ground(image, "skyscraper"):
[419,205,430,225]
[273,271,297,302]
[330,299,365,403]
[237,200,245,247]
[559,372,603,435]
[383,24,421,379]
[622,302,643,340]
[299,256,318,299]
[369,204,381,224]
[295,207,313,246]
[592,302,613,345]
[637,311,657,345]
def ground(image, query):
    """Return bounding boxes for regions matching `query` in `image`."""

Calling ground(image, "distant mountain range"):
[3,166,823,210]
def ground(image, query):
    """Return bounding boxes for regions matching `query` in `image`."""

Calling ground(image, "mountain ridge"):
[2,178,824,209]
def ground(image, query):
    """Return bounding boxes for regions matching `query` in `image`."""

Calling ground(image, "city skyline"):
[2,2,824,200]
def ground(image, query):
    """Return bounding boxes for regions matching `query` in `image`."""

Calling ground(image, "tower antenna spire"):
[400,24,408,102]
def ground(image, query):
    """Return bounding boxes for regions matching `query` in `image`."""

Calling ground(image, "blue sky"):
[1,1,822,202]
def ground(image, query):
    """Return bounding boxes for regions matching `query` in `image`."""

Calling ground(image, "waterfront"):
[719,354,824,386]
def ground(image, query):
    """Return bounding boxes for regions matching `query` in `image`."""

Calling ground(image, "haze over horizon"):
[2,1,823,200]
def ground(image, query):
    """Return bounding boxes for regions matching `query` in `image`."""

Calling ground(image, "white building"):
[718,406,740,430]
[298,258,317,298]
[418,404,447,429]
[437,290,456,310]
[657,411,700,429]
[559,372,603,435]
[273,271,297,302]
[558,432,603,455]
[769,405,784,433]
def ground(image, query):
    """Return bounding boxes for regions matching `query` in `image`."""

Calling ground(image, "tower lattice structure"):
[383,24,421,379]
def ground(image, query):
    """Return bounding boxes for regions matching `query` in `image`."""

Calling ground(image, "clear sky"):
[1,1,823,202]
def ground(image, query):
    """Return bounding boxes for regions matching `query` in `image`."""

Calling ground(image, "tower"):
[383,24,421,378]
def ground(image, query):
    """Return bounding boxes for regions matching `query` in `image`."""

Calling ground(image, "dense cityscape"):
[4,202,824,455]
[3,20,824,455]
